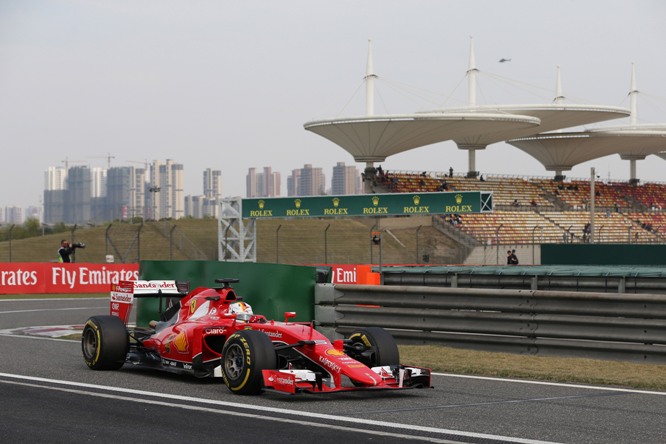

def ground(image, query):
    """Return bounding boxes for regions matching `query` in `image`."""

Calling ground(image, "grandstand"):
[374,169,666,249]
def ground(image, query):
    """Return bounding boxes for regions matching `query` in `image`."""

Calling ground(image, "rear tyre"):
[81,315,129,370]
[221,330,276,395]
[347,327,399,367]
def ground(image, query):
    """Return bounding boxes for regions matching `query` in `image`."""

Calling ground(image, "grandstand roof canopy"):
[423,104,631,147]
[305,104,632,169]
[304,42,664,180]
[303,103,632,164]
[509,125,666,173]
[591,123,666,157]
[303,112,540,163]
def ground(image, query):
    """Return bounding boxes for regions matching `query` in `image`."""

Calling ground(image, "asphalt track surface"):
[1,298,665,443]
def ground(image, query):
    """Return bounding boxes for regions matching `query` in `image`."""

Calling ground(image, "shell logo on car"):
[325,348,345,356]
[165,332,189,354]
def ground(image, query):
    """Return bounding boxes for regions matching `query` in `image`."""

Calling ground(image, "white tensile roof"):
[304,42,663,178]
[508,125,666,173]
[304,112,540,162]
[427,104,631,147]
[304,104,632,163]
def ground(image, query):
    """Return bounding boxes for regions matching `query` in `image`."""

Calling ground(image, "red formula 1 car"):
[81,278,431,395]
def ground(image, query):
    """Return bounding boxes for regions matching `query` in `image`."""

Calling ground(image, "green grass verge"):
[400,345,666,391]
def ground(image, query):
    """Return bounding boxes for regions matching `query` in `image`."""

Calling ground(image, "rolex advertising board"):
[242,191,492,219]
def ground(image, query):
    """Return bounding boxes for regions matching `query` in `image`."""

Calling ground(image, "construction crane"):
[127,159,151,173]
[89,153,116,168]
[61,157,87,171]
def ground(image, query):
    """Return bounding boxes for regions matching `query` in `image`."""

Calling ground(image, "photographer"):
[58,239,85,263]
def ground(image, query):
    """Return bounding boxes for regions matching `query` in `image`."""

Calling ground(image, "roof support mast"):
[363,39,379,193]
[554,66,565,104]
[630,63,638,126]
[365,39,376,116]
[467,37,478,108]
[458,37,484,178]
[620,63,643,184]
[553,66,566,181]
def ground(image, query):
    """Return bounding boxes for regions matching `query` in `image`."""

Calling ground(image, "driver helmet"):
[228,301,253,322]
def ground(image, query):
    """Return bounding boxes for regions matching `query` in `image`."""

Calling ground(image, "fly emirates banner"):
[0,263,140,294]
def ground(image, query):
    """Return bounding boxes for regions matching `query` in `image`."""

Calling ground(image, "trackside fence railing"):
[314,284,666,363]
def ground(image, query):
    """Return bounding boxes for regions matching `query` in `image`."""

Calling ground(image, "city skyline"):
[42,159,186,224]
[1,160,362,224]
[1,1,664,212]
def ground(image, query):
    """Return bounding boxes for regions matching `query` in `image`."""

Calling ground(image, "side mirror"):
[284,312,297,322]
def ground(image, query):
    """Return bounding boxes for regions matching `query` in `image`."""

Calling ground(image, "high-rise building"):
[171,162,185,219]
[203,169,222,218]
[65,166,92,224]
[43,166,68,223]
[148,160,161,220]
[25,206,41,222]
[287,169,301,196]
[105,167,133,221]
[203,169,222,200]
[44,166,67,191]
[130,166,147,220]
[91,167,107,198]
[296,164,326,196]
[4,207,23,224]
[185,169,222,218]
[246,168,258,198]
[262,166,280,197]
[331,162,361,195]
[43,189,67,224]
[184,195,205,219]
[246,167,281,197]
[150,159,184,220]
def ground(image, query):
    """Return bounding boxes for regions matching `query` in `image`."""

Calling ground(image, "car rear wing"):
[110,280,189,324]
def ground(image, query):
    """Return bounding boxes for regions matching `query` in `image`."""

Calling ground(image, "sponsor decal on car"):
[318,355,341,373]
[325,348,345,356]
[164,332,189,354]
[263,370,297,394]
[110,292,133,303]
[257,329,283,339]
[134,281,177,290]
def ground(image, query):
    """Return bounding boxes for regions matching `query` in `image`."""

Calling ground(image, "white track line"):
[0,372,560,444]
[434,372,666,396]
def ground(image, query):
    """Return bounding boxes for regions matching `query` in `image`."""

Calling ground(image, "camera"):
[73,242,86,249]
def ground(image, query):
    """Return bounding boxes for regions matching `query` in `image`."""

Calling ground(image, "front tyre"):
[221,330,276,395]
[81,315,129,370]
[347,327,400,367]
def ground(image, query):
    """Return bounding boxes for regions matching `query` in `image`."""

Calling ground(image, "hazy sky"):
[1,0,665,210]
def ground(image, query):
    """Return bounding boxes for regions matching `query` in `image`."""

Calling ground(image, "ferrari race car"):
[81,278,432,395]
